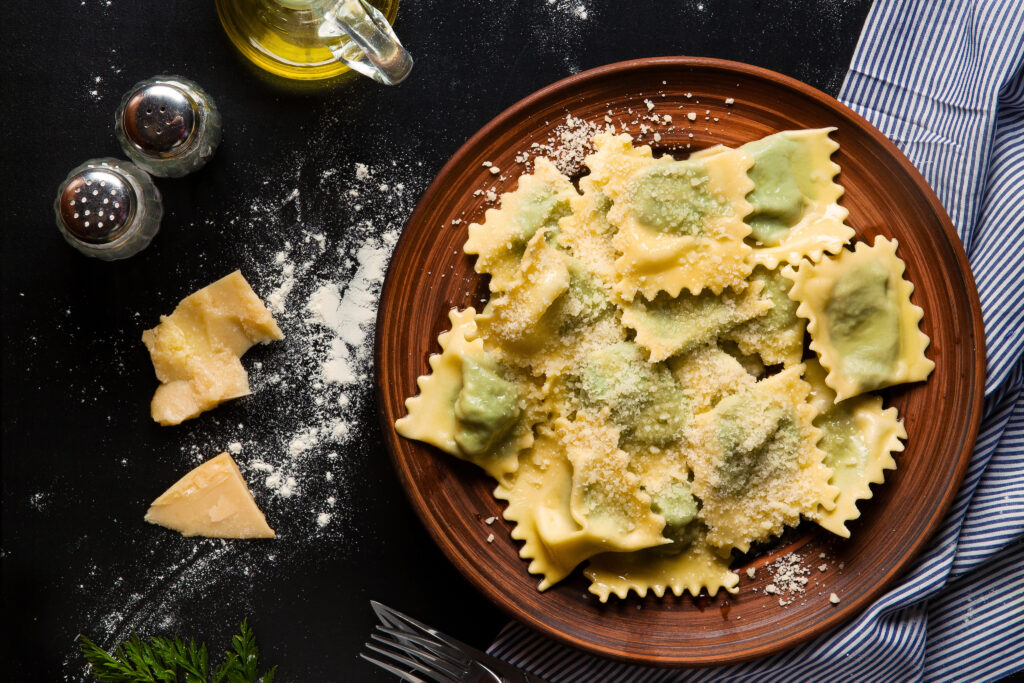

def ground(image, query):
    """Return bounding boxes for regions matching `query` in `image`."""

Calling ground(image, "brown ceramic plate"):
[374,57,985,666]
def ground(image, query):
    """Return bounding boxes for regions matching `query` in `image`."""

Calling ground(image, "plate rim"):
[374,56,986,667]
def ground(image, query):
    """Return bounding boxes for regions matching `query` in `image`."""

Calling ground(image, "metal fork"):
[361,601,548,683]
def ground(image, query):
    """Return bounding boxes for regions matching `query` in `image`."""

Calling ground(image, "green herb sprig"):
[79,619,277,683]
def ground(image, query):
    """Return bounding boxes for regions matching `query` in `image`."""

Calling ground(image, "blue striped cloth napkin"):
[487,1,1024,679]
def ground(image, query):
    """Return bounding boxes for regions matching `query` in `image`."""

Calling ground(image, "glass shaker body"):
[115,76,222,178]
[54,158,163,261]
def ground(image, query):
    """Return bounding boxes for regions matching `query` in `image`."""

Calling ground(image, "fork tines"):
[361,601,471,683]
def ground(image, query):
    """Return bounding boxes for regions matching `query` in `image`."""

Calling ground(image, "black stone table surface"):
[2,1,871,679]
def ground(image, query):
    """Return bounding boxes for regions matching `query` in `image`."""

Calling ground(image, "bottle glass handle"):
[317,0,413,85]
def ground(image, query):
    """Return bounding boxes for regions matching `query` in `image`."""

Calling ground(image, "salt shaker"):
[115,76,222,178]
[54,158,163,260]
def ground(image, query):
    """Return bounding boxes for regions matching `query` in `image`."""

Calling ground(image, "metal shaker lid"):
[119,80,199,158]
[56,162,136,244]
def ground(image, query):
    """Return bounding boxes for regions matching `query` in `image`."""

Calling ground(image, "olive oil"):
[216,0,399,81]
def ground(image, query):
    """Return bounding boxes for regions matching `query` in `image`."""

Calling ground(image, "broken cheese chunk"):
[142,270,283,426]
[145,453,275,538]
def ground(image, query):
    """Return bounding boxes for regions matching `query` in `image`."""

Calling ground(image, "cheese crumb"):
[489,166,501,175]
[484,516,497,525]
[725,97,735,105]
[687,112,697,121]
[829,593,841,605]
[746,567,756,579]
[818,564,828,572]
[486,533,495,543]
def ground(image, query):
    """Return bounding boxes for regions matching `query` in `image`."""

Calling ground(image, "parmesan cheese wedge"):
[144,453,275,539]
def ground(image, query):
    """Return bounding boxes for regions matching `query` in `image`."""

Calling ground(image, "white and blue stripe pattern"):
[487,1,1024,679]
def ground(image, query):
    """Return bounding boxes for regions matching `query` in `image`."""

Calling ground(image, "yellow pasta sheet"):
[497,416,669,590]
[724,265,806,367]
[585,534,739,602]
[669,344,758,416]
[622,281,772,362]
[803,359,906,537]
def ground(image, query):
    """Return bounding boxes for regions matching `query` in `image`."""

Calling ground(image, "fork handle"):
[467,659,550,683]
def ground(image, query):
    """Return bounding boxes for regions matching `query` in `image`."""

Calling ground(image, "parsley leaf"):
[79,619,277,683]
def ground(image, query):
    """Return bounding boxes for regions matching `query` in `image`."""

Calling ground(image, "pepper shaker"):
[54,158,163,260]
[115,76,222,178]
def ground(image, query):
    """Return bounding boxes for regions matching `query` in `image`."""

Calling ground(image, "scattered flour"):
[68,122,430,675]
[535,0,594,73]
[222,157,425,518]
[287,428,320,457]
[547,0,589,20]
[306,233,398,385]
[266,261,295,314]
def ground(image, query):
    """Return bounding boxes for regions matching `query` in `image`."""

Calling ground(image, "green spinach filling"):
[628,162,728,236]
[454,356,521,456]
[825,260,900,388]
[510,185,572,255]
[715,395,799,495]
[744,135,817,245]
[650,481,700,552]
[571,342,688,447]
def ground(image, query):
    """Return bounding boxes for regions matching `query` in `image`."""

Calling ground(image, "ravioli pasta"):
[397,128,933,602]
[803,359,906,537]
[394,308,543,480]
[783,236,934,400]
[691,128,854,269]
